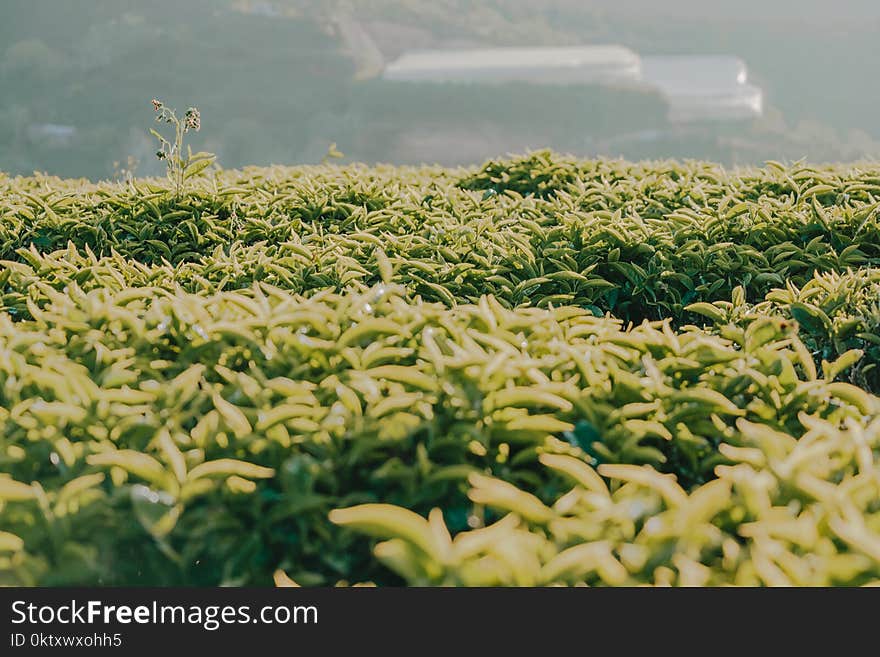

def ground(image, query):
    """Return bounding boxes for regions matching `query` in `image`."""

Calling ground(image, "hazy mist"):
[2,0,879,179]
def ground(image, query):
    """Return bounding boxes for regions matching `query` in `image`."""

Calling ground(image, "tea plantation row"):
[2,152,880,585]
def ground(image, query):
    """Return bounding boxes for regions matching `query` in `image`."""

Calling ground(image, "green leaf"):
[186,459,274,481]
[685,302,727,324]
[183,158,214,179]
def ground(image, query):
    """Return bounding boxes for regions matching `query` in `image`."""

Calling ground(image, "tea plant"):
[2,152,880,586]
[0,281,877,585]
[331,421,880,587]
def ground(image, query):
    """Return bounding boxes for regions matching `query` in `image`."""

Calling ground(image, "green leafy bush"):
[332,420,880,587]
[0,281,877,585]
[3,153,880,586]
[687,269,880,391]
[2,153,880,325]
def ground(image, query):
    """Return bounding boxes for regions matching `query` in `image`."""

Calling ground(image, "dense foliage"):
[3,152,880,586]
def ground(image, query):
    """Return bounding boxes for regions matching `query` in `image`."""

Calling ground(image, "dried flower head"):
[151,98,162,112]
[185,108,201,132]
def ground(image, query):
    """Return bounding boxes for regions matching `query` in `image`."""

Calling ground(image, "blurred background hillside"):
[2,0,879,179]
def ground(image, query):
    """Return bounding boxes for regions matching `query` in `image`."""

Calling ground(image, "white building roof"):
[382,45,642,84]
[640,55,763,121]
[641,56,747,95]
[381,47,763,122]
[663,84,763,122]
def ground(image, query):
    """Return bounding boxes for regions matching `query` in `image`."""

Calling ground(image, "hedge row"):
[1,283,876,585]
[2,153,880,324]
[4,155,880,587]
[4,246,880,391]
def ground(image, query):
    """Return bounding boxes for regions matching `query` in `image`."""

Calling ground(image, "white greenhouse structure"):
[640,55,763,122]
[382,45,643,86]
[381,46,764,123]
